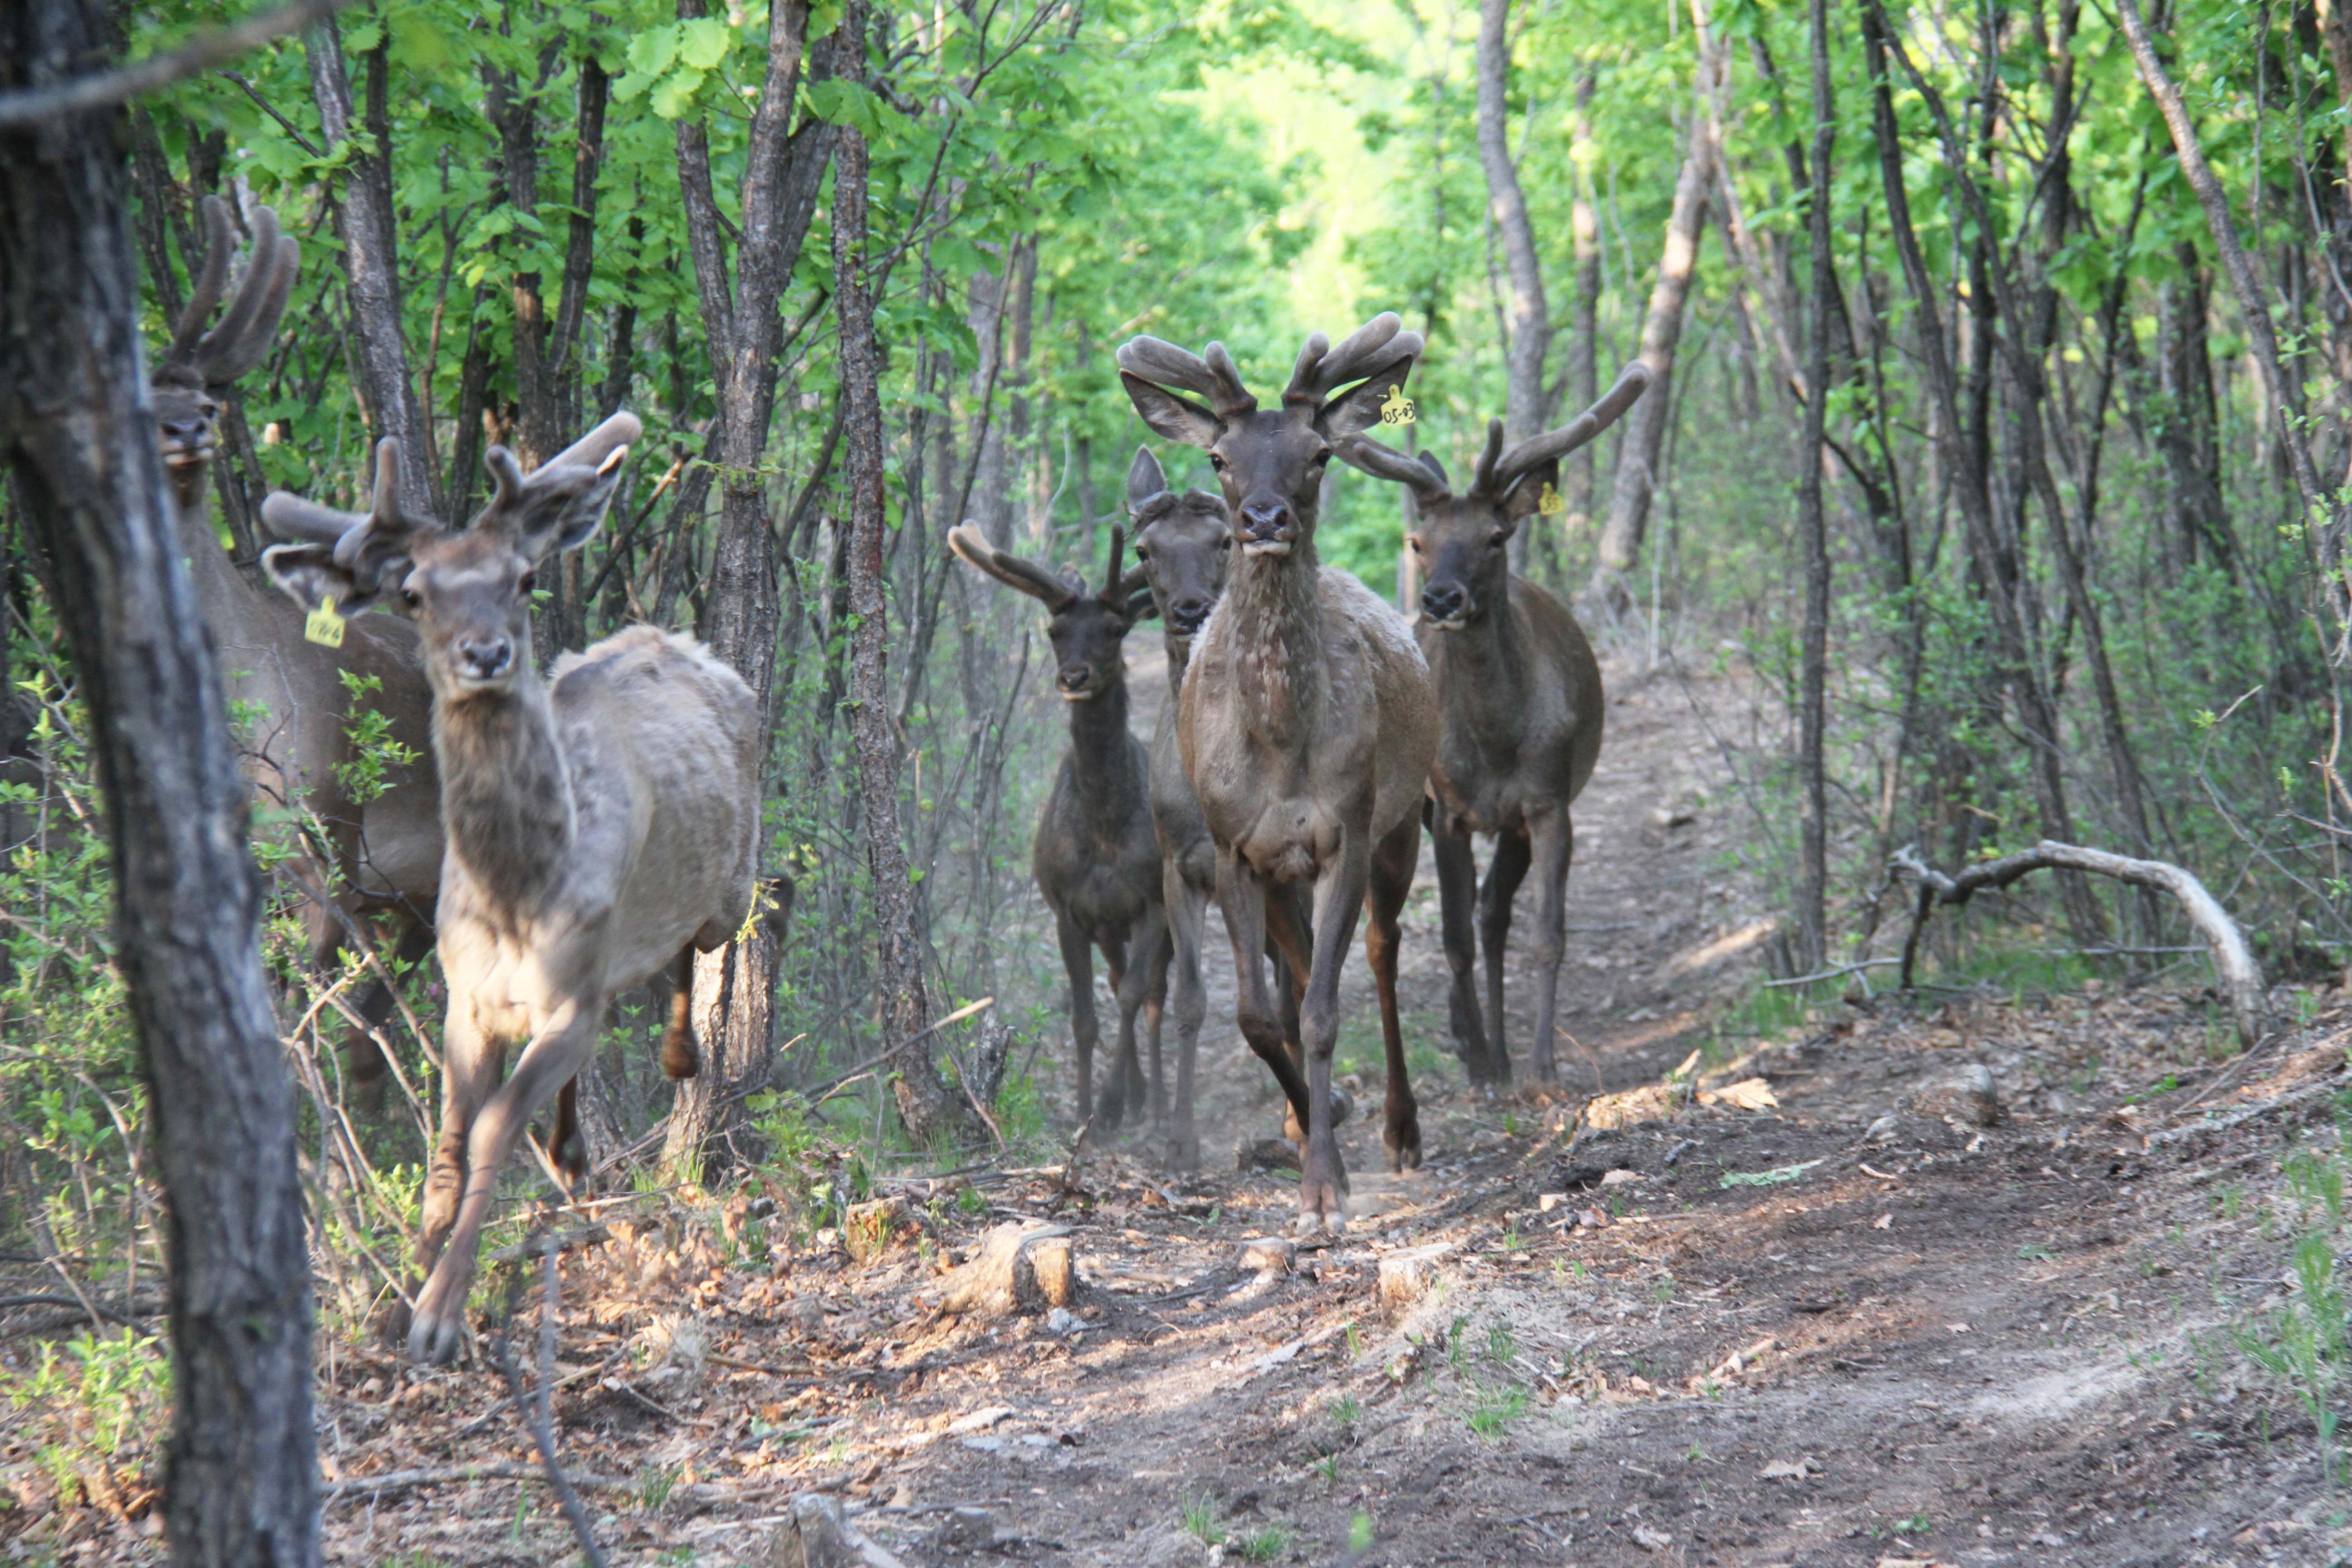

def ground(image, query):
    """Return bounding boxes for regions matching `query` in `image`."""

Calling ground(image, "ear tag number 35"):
[305,594,346,649]
[1538,482,1566,515]
[1378,385,1416,426]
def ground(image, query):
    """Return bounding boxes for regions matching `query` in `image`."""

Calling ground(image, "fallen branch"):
[323,1463,632,1501]
[1889,840,2269,1048]
[489,1250,609,1568]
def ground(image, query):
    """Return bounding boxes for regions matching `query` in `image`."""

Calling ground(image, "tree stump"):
[940,1222,1080,1315]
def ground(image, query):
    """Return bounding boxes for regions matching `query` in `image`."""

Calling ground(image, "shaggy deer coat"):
[1121,315,1440,1232]
[948,523,1167,1131]
[1341,366,1650,1084]
[263,416,759,1364]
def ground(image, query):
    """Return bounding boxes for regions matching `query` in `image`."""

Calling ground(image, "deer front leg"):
[1365,810,1423,1171]
[1298,841,1371,1236]
[1141,916,1171,1127]
[1430,815,1492,1084]
[1099,931,1135,1132]
[417,1004,501,1277]
[1056,910,1102,1127]
[1215,851,1318,1142]
[1526,810,1575,1085]
[409,999,599,1366]
[1162,861,1209,1171]
[1479,830,1532,1089]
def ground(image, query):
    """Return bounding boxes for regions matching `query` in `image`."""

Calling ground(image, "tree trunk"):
[0,7,318,1558]
[665,0,840,1173]
[304,13,440,514]
[1794,0,1834,972]
[1476,0,1548,574]
[832,78,972,1148]
[1591,6,1721,607]
[1562,72,1601,532]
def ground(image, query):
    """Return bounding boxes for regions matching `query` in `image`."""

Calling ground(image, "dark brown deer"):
[155,196,441,1105]
[1339,364,1650,1085]
[1119,314,1440,1233]
[948,522,1168,1132]
[1124,448,1319,1169]
[261,415,761,1364]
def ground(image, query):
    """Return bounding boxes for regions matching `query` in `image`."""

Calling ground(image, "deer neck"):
[1432,593,1528,707]
[1221,536,1323,749]
[172,465,257,629]
[1063,668,1137,818]
[431,666,577,911]
[1162,630,1194,692]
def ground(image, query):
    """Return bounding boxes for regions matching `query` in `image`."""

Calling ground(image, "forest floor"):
[13,653,2352,1568]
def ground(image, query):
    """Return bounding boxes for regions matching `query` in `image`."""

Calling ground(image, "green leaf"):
[649,68,707,121]
[678,17,732,70]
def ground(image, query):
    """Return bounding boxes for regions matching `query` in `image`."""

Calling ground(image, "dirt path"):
[272,662,2352,1564]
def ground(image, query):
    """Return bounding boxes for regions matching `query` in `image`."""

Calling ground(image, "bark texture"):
[1475,0,1548,571]
[1794,0,1833,970]
[0,7,318,1559]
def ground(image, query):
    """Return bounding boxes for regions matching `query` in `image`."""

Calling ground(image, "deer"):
[1338,365,1651,1087]
[1123,448,1324,1170]
[153,194,440,1107]
[259,413,761,1364]
[948,522,1169,1133]
[1119,314,1440,1234]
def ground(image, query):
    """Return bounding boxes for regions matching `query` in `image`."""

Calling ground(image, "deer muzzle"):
[1419,581,1473,630]
[1236,502,1296,557]
[1166,594,1214,633]
[1055,665,1101,701]
[158,417,215,467]
[452,633,515,685]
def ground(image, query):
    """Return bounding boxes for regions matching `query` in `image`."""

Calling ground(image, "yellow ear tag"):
[1378,385,1416,426]
[304,595,346,649]
[1538,481,1565,516]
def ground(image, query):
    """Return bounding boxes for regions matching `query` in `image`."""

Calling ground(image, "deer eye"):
[1133,545,1150,561]
[1489,531,1509,549]
[1408,538,1425,554]
[1218,536,1234,550]
[401,587,421,608]
[519,571,538,594]
[1208,453,1228,472]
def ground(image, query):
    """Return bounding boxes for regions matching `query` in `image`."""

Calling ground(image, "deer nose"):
[1055,663,1097,698]
[1169,594,1212,632]
[1237,502,1294,553]
[158,416,211,446]
[456,634,514,680]
[1420,582,1470,624]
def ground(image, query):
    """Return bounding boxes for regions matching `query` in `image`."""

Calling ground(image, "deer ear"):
[262,541,377,615]
[1125,445,1170,511]
[1502,457,1558,522]
[1120,373,1220,449]
[1319,359,1416,441]
[498,444,629,561]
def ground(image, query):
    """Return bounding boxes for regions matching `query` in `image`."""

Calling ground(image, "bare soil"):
[17,659,2352,1567]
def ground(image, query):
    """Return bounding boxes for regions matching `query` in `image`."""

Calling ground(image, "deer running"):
[262,415,760,1364]
[1120,314,1439,1233]
[1340,364,1650,1084]
[157,196,441,1105]
[949,522,1168,1132]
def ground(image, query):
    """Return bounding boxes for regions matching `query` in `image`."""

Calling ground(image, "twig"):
[490,1250,608,1568]
[323,1463,631,1501]
[1763,958,1903,989]
[0,0,354,127]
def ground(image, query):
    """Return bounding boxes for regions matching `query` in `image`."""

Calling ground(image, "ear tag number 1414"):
[1378,385,1416,426]
[305,594,346,648]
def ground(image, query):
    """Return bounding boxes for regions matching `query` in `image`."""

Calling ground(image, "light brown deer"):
[261,415,761,1364]
[156,195,440,1103]
[1119,315,1440,1233]
[947,522,1167,1132]
[1123,448,1318,1170]
[1340,365,1651,1086]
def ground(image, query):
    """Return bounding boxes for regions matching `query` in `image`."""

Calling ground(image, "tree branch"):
[0,0,350,127]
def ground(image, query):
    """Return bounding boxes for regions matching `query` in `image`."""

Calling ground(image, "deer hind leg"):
[1056,910,1102,1128]
[343,911,436,1113]
[1431,813,1494,1084]
[409,1000,599,1366]
[419,1005,502,1276]
[1216,853,1318,1147]
[1265,889,1320,1145]
[1366,809,1424,1172]
[658,946,701,1080]
[1525,811,1575,1086]
[1098,930,1142,1133]
[548,1078,589,1193]
[1478,830,1532,1089]
[1162,861,1209,1171]
[1142,915,1171,1127]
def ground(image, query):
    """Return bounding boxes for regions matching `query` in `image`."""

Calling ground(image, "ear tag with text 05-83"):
[1378,385,1416,426]
[1538,481,1566,515]
[305,594,346,648]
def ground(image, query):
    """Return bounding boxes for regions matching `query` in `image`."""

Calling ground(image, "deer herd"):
[149,200,1647,1362]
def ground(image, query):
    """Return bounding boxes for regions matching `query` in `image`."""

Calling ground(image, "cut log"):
[1890,840,2269,1048]
[939,1222,1079,1316]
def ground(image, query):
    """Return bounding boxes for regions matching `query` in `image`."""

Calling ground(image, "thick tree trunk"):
[304,14,440,514]
[0,7,318,1559]
[1794,0,1834,972]
[1476,0,1548,573]
[832,89,972,1148]
[1591,8,1721,606]
[665,0,840,1172]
